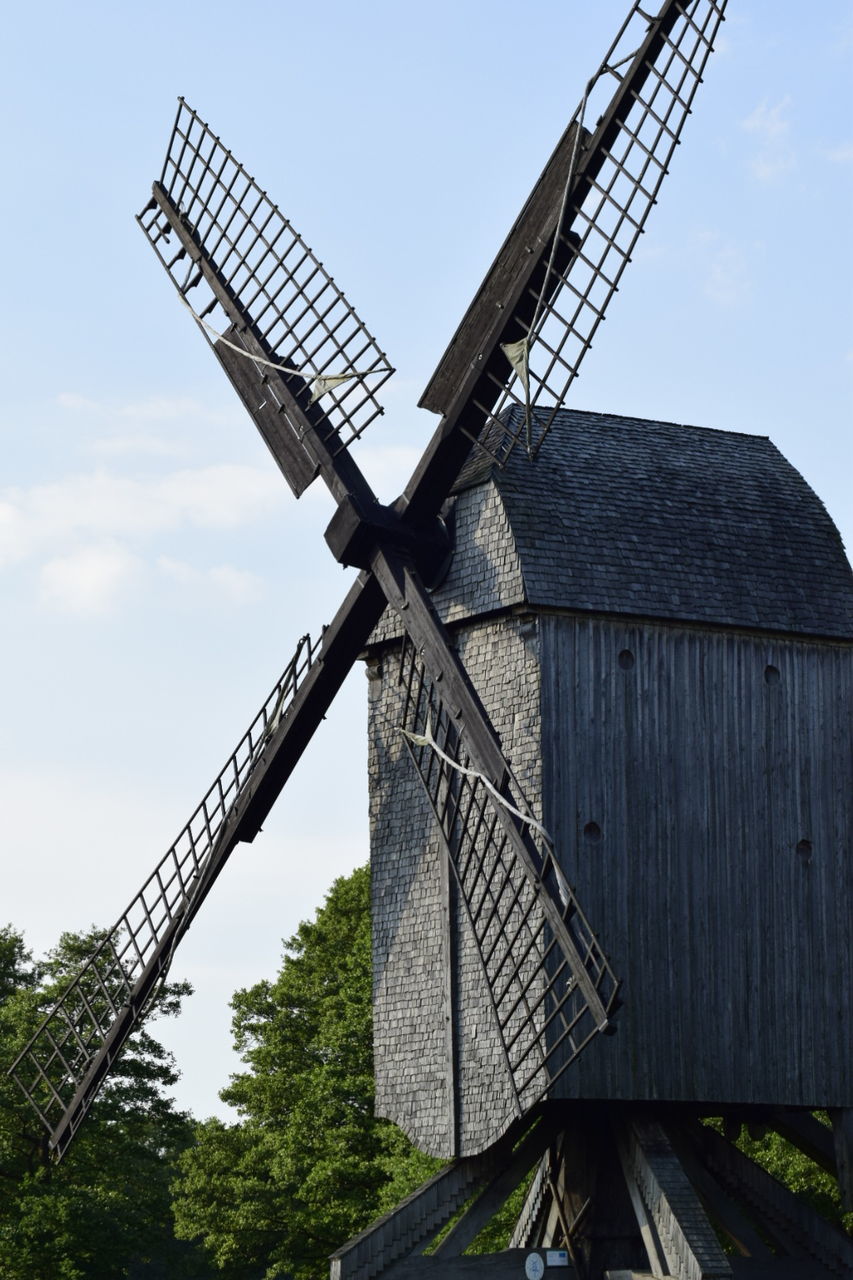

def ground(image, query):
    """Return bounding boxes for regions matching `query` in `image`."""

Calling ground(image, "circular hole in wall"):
[796,839,813,865]
[583,821,602,842]
[618,649,635,670]
[764,664,781,685]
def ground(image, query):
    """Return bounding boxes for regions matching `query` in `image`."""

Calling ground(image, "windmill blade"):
[404,0,726,520]
[371,546,619,1121]
[9,574,386,1160]
[397,637,619,1119]
[137,99,393,501]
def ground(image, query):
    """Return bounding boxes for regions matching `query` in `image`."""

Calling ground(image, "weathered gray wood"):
[665,1124,773,1261]
[371,411,853,1154]
[691,1122,853,1275]
[580,1130,647,1277]
[211,329,317,497]
[768,1109,836,1177]
[728,1262,836,1278]
[438,809,458,1155]
[509,1156,550,1247]
[829,1108,853,1211]
[329,1123,527,1280]
[539,614,853,1112]
[434,1116,555,1256]
[419,122,587,417]
[616,1138,667,1277]
[386,1252,577,1278]
[621,1120,732,1279]
[370,545,613,1039]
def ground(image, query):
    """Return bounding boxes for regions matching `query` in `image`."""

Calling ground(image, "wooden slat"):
[419,121,588,416]
[211,330,318,497]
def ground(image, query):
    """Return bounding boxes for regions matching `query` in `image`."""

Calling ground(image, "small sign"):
[525,1254,545,1280]
[545,1250,569,1267]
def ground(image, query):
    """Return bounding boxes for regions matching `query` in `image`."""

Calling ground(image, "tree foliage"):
[172,866,439,1280]
[734,1120,853,1236]
[0,924,210,1279]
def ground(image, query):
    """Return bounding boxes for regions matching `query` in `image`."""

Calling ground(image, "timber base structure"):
[330,1103,853,1279]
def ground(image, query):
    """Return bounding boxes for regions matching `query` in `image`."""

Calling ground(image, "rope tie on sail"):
[176,293,393,403]
[399,717,552,844]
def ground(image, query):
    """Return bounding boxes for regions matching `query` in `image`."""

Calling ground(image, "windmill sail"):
[137,100,394,497]
[396,635,619,1125]
[416,0,727,468]
[10,630,340,1159]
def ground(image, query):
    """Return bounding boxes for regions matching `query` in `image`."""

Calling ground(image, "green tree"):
[172,866,439,1280]
[0,925,211,1279]
[734,1120,853,1236]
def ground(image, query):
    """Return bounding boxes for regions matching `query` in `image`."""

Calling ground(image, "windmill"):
[10,1,853,1276]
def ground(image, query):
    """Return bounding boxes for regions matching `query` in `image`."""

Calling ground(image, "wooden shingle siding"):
[370,617,543,1155]
[459,409,853,639]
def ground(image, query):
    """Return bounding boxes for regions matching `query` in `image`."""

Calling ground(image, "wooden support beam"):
[768,1109,837,1178]
[330,1120,531,1280]
[386,1252,577,1278]
[615,1138,667,1278]
[620,1119,732,1279]
[510,1154,550,1247]
[664,1125,772,1261]
[433,1117,555,1256]
[688,1121,853,1276]
[829,1108,853,1212]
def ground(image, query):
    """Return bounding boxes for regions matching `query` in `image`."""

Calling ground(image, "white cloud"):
[58,391,245,460]
[157,556,265,605]
[38,543,141,615]
[826,142,853,166]
[87,433,189,459]
[0,464,285,569]
[691,230,753,309]
[57,392,100,411]
[705,244,751,307]
[741,97,795,181]
[158,465,285,528]
[57,391,236,427]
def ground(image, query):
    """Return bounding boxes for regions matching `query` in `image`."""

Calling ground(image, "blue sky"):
[2,2,851,1120]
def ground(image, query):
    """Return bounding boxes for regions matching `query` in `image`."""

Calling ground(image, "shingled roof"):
[453,407,853,639]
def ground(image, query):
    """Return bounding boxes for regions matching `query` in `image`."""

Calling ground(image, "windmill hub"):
[324,493,452,587]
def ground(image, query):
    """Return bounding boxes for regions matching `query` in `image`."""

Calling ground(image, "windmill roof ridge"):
[520,404,772,442]
[449,406,853,639]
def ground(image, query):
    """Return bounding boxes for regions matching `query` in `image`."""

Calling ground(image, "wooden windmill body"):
[354,413,853,1276]
[368,408,853,1156]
